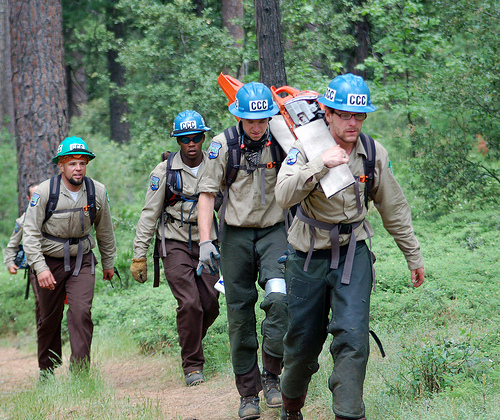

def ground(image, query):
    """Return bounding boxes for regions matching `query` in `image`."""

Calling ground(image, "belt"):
[41,233,93,276]
[295,205,370,285]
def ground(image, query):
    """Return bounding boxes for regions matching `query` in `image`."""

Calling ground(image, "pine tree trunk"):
[222,0,245,78]
[106,11,130,144]
[0,0,14,136]
[10,0,67,213]
[254,0,287,88]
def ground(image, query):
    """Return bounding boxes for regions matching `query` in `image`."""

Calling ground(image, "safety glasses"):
[333,111,367,121]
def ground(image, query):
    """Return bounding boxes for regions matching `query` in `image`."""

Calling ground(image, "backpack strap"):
[43,175,61,224]
[224,125,241,188]
[164,151,179,207]
[359,133,376,209]
[83,177,96,225]
[216,126,241,238]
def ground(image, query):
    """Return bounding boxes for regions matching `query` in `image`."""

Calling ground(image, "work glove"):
[130,258,148,283]
[196,241,220,276]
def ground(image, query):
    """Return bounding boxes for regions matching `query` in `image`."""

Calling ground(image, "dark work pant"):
[37,252,96,371]
[281,241,372,419]
[162,240,219,375]
[220,222,288,396]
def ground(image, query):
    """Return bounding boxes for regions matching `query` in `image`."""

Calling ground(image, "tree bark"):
[346,14,370,78]
[0,0,14,136]
[10,0,67,213]
[106,5,130,144]
[66,60,87,120]
[222,0,244,78]
[254,0,287,88]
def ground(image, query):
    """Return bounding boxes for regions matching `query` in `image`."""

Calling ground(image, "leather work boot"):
[238,395,260,420]
[261,369,282,408]
[185,370,204,387]
[281,407,303,420]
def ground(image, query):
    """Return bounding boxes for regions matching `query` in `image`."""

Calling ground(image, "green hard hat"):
[52,137,96,164]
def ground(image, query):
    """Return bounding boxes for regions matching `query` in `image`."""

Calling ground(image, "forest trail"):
[0,345,286,419]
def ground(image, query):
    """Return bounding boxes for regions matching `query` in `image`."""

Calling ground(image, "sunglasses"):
[177,133,205,144]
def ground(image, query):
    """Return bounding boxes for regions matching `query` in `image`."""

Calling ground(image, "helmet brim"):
[170,128,210,137]
[318,96,376,113]
[228,102,279,119]
[52,151,96,165]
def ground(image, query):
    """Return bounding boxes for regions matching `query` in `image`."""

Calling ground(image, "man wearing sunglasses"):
[275,74,425,420]
[131,110,220,387]
[197,82,289,420]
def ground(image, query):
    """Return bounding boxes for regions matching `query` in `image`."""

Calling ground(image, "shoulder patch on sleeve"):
[30,192,40,207]
[208,141,222,159]
[388,160,393,175]
[14,222,20,233]
[106,190,110,203]
[286,148,300,165]
[150,175,160,191]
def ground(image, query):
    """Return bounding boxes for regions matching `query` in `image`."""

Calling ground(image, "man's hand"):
[321,145,349,168]
[37,269,56,290]
[103,269,114,281]
[196,241,220,276]
[130,258,148,283]
[411,266,425,288]
[8,265,18,275]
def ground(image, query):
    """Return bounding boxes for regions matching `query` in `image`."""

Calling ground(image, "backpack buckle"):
[82,205,91,211]
[358,175,368,183]
[266,161,276,169]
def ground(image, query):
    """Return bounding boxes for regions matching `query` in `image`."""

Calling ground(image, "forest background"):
[1,0,500,419]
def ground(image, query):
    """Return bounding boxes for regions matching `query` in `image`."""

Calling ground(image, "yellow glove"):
[130,258,147,283]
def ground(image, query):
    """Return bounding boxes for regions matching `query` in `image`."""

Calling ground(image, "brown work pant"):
[162,240,219,375]
[28,268,41,325]
[36,252,96,371]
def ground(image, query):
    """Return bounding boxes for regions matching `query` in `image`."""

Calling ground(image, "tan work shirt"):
[133,151,216,259]
[275,137,424,270]
[3,213,25,270]
[197,127,284,228]
[23,177,116,274]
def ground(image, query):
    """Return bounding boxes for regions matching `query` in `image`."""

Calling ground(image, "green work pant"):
[281,241,372,419]
[220,222,288,376]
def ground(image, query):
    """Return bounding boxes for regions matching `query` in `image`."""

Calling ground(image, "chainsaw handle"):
[273,85,302,97]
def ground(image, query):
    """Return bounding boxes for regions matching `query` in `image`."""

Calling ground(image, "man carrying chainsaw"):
[23,137,116,379]
[197,82,288,420]
[131,110,219,387]
[274,74,425,420]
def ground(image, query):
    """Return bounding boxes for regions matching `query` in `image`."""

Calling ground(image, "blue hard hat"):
[171,110,211,137]
[318,73,376,113]
[229,82,279,119]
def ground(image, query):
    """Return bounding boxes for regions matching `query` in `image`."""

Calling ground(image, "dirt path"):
[0,345,284,420]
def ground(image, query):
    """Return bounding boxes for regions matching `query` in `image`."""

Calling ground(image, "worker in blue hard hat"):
[197,82,289,420]
[275,74,425,420]
[131,110,220,387]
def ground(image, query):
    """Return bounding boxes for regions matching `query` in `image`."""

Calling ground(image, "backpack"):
[153,151,212,287]
[164,151,200,207]
[223,125,285,189]
[43,174,96,225]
